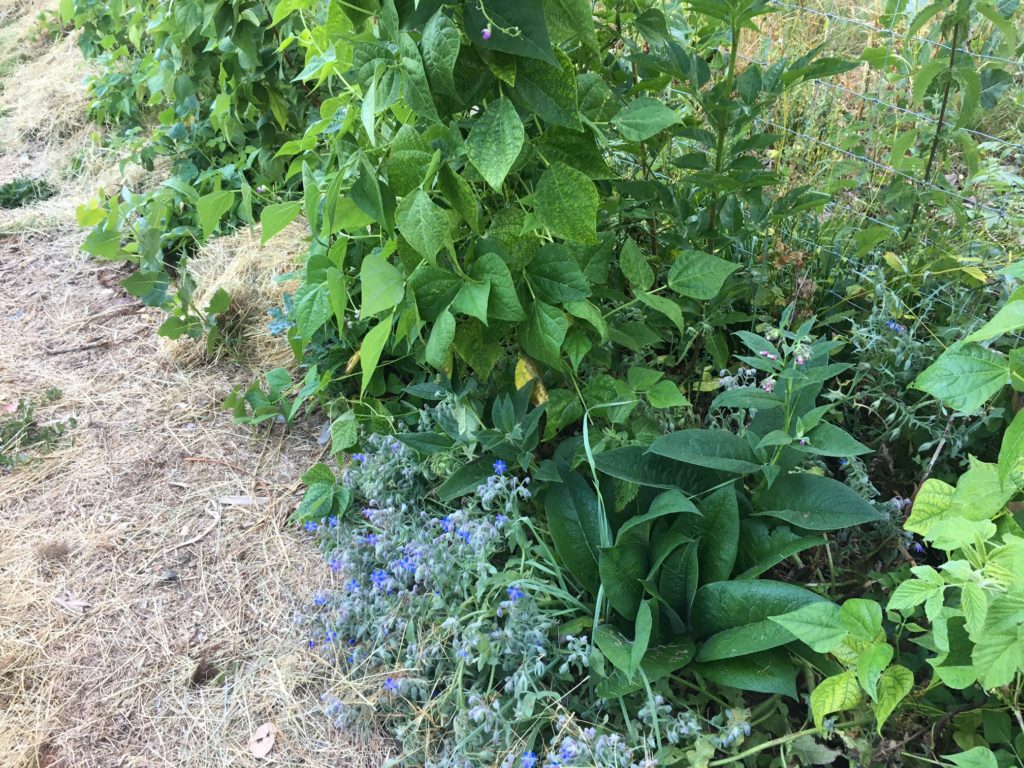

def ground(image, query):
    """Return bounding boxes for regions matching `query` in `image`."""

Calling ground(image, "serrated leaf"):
[913,342,1009,413]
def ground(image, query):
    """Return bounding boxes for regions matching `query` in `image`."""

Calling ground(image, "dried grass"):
[0,232,389,767]
[161,222,308,372]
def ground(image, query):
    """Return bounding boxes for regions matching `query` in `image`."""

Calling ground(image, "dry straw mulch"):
[0,1,388,763]
[0,233,386,768]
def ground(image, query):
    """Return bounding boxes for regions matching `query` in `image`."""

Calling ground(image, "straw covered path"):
[0,1,382,765]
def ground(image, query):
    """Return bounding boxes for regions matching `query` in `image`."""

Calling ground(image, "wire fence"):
[694,0,1024,279]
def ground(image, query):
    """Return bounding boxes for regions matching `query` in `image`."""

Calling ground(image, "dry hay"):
[0,231,389,766]
[160,221,308,372]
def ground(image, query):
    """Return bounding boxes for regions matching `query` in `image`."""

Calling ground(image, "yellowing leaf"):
[515,356,549,404]
[810,671,861,731]
[904,478,955,536]
[882,251,905,272]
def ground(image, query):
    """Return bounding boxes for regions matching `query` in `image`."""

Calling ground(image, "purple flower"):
[457,527,472,543]
[910,540,926,555]
[325,630,338,642]
[887,319,906,334]
[371,569,389,589]
[328,556,343,572]
[396,555,417,573]
[313,593,329,607]
[363,533,379,546]
[307,640,317,649]
[304,521,319,533]
[496,514,508,527]
[327,515,339,528]
[352,453,368,463]
[521,752,537,768]
[493,459,508,475]
[507,584,525,602]
[440,516,454,533]
[384,677,399,692]
[346,578,360,593]
[481,27,492,40]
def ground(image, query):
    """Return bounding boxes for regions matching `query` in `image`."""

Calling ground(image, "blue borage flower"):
[520,752,537,768]
[370,568,389,589]
[887,319,906,333]
[383,677,399,692]
[303,521,319,533]
[507,584,525,602]
[493,459,508,475]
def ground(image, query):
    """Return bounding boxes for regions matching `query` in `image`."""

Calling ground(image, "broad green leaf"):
[945,748,999,768]
[360,250,405,316]
[330,411,358,453]
[873,665,913,732]
[637,293,686,335]
[698,485,740,584]
[121,270,168,307]
[840,598,884,644]
[534,162,599,244]
[770,602,845,653]
[946,458,1015,522]
[543,0,598,52]
[630,600,654,678]
[520,300,568,370]
[801,422,872,457]
[544,467,603,593]
[692,580,827,637]
[887,572,943,612]
[360,315,392,395]
[693,649,798,697]
[510,49,581,129]
[409,264,462,320]
[293,283,331,341]
[528,245,590,302]
[197,189,235,239]
[600,541,648,620]
[452,279,490,323]
[810,671,861,731]
[912,342,1009,413]
[437,165,480,233]
[471,251,524,321]
[649,430,761,475]
[396,189,448,260]
[463,0,557,65]
[998,409,1024,487]
[465,97,524,191]
[260,201,303,244]
[972,628,1024,689]
[595,640,695,698]
[421,11,460,99]
[966,300,1024,342]
[613,96,680,141]
[425,309,456,369]
[594,624,633,674]
[668,250,740,301]
[647,380,689,409]
[620,238,654,291]
[755,473,884,531]
[857,643,894,701]
[399,32,440,123]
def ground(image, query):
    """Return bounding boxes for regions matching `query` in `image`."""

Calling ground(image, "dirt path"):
[0,4,379,767]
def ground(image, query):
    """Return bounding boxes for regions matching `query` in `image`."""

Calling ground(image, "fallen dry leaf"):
[54,594,90,614]
[248,723,276,758]
[218,495,269,507]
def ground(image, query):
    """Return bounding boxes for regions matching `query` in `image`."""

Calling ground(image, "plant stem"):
[903,19,960,243]
[708,23,741,252]
[707,720,862,765]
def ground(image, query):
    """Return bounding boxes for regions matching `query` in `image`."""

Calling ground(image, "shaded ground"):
[0,3,383,766]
